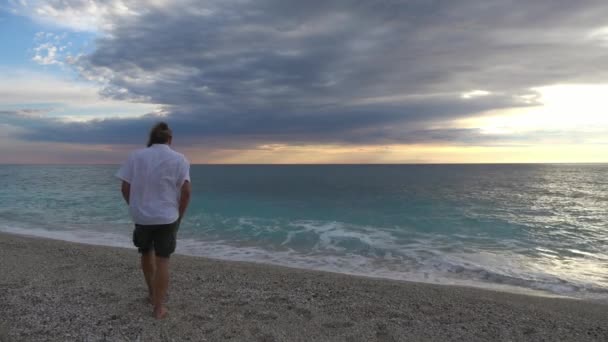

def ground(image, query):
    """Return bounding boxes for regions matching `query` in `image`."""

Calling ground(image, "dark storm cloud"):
[5,94,533,147]
[6,105,604,148]
[1,109,158,144]
[13,0,608,145]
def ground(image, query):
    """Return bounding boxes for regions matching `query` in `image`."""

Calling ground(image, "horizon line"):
[1,162,607,166]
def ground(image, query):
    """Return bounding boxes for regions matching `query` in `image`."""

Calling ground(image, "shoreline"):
[0,226,596,303]
[1,232,607,341]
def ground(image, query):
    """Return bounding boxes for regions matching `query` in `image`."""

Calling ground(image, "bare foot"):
[153,306,168,319]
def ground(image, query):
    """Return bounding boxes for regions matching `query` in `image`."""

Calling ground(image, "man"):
[116,122,191,319]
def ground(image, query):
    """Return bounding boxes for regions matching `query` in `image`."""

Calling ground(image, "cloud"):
[32,42,61,65]
[1,108,163,144]
[5,104,607,150]
[7,0,608,148]
[8,0,140,31]
[0,70,158,119]
[31,32,70,65]
[0,123,131,164]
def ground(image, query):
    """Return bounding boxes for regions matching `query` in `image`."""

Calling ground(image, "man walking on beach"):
[116,122,191,319]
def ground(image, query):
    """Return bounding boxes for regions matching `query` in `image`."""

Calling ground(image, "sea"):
[1,164,607,301]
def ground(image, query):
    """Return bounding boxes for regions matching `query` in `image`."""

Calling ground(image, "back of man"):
[123,144,189,225]
[116,122,191,319]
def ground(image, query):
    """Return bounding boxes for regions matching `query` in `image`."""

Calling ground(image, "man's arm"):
[121,181,131,204]
[178,180,191,221]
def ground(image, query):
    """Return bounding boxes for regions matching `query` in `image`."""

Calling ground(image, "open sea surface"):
[1,164,607,301]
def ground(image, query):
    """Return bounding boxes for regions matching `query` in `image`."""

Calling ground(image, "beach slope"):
[1,232,606,341]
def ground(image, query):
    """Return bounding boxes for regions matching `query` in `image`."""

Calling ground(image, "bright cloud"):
[32,42,60,65]
[8,0,183,32]
[31,31,71,65]
[461,90,492,99]
[10,0,139,31]
[458,84,608,138]
[0,69,159,120]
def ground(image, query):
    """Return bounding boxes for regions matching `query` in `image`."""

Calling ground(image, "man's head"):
[147,122,173,147]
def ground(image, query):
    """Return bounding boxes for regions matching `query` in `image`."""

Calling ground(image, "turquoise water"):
[1,164,607,300]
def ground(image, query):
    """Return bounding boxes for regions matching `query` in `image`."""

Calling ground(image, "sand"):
[1,232,607,342]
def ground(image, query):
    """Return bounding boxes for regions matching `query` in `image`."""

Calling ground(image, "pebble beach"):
[1,232,607,341]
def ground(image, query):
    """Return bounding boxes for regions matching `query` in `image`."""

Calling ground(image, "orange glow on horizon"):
[180,143,608,164]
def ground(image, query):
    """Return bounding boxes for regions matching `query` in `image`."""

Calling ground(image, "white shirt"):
[116,144,190,225]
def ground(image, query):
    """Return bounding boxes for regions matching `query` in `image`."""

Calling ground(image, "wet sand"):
[1,232,607,341]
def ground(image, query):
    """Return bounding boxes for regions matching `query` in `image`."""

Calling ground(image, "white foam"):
[2,224,608,302]
[284,220,401,252]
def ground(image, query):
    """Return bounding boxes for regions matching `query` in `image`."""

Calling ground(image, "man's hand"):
[178,180,191,221]
[121,181,131,204]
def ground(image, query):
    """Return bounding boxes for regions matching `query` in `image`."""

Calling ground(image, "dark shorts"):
[133,220,180,258]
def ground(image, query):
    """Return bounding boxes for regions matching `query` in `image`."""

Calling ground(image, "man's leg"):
[151,220,178,319]
[133,225,155,302]
[152,256,170,319]
[141,250,155,302]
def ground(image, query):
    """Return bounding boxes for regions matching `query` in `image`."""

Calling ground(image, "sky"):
[1,0,608,164]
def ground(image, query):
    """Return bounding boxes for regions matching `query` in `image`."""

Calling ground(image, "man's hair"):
[147,122,173,147]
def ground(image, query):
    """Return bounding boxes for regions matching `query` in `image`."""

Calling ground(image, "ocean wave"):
[2,223,608,302]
